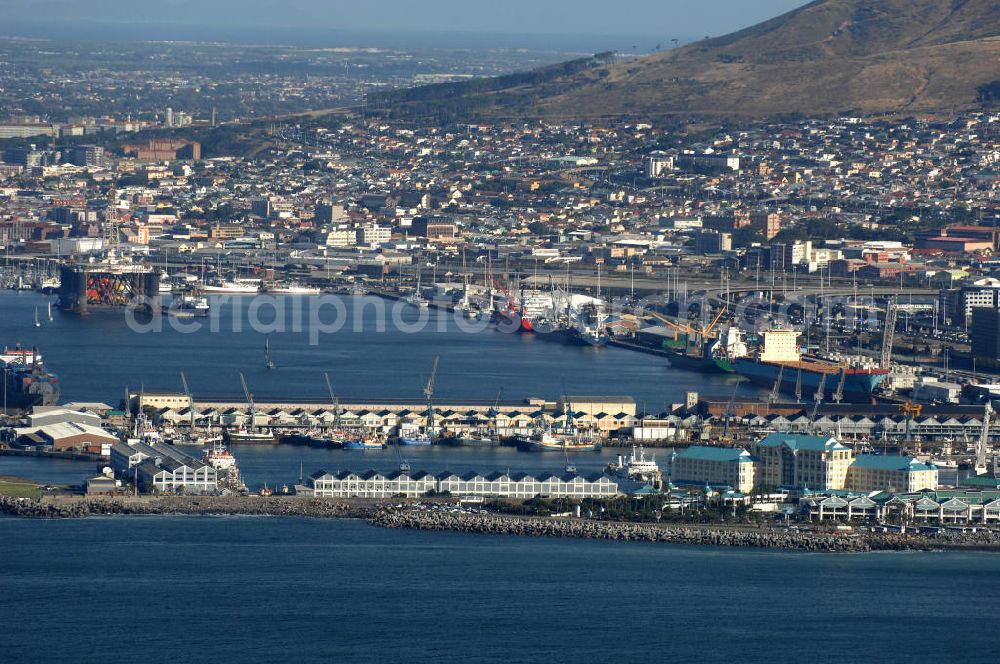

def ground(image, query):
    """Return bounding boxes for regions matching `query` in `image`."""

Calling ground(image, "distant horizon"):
[0,0,809,51]
[0,21,699,54]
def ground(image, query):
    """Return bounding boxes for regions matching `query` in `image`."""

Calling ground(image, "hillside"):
[379,0,1000,119]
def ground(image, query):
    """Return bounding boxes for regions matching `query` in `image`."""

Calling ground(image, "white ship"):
[201,278,261,294]
[266,283,322,295]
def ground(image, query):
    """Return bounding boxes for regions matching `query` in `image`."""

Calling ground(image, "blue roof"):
[755,433,847,452]
[675,446,753,463]
[852,455,937,472]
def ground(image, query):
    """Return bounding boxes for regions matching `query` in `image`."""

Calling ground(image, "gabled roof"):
[852,455,937,472]
[755,433,847,452]
[675,445,754,463]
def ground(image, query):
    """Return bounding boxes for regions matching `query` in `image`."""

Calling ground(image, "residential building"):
[670,446,756,493]
[752,433,853,490]
[845,455,938,493]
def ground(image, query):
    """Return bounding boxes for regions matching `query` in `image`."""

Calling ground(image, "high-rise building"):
[165,107,174,128]
[971,307,1000,366]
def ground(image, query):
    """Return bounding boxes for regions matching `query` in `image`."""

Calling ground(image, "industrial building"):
[110,441,217,494]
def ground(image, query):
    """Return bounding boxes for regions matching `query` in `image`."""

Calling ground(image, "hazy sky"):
[1,0,811,38]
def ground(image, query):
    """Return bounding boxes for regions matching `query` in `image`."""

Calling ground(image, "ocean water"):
[0,290,753,407]
[1,516,998,664]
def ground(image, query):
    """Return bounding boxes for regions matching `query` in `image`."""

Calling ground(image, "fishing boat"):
[518,428,601,452]
[398,433,433,446]
[225,426,276,444]
[343,431,386,450]
[444,428,501,447]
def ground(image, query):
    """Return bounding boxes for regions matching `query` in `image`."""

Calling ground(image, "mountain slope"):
[382,0,1000,118]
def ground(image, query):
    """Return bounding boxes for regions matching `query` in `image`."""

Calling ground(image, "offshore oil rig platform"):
[56,195,160,315]
[58,261,159,315]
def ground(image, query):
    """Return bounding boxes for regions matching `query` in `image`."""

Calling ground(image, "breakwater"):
[0,495,376,519]
[369,509,1000,553]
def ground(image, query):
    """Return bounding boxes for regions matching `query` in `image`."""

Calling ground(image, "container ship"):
[732,328,888,401]
[0,346,60,410]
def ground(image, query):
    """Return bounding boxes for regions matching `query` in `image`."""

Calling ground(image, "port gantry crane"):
[810,373,828,431]
[769,365,785,405]
[239,372,257,427]
[975,402,993,476]
[832,367,847,405]
[898,401,923,442]
[424,355,440,440]
[880,298,899,370]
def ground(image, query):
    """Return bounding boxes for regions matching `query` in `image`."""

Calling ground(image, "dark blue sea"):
[1,516,998,664]
[0,290,752,407]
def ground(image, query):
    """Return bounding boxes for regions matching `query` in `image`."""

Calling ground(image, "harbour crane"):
[880,298,899,370]
[424,355,440,439]
[975,402,993,476]
[810,373,828,427]
[832,367,847,404]
[721,381,740,440]
[899,402,923,441]
[769,365,785,404]
[180,372,194,431]
[239,372,256,427]
[324,372,341,431]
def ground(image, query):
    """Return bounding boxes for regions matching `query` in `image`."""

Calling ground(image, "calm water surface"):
[0,290,752,406]
[1,516,998,664]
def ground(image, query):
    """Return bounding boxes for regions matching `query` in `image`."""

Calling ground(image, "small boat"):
[398,434,433,446]
[33,307,40,328]
[343,431,386,450]
[177,295,209,317]
[343,438,386,450]
[225,426,276,444]
[47,302,53,322]
[266,283,322,295]
[930,458,959,470]
[518,428,601,452]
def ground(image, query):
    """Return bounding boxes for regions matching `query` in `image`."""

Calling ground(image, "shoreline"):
[4,495,1000,553]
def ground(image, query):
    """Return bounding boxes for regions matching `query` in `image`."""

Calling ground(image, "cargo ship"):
[666,326,747,374]
[0,346,60,410]
[732,328,888,401]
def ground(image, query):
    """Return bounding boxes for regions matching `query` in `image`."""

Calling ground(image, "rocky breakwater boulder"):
[0,495,375,519]
[369,509,939,552]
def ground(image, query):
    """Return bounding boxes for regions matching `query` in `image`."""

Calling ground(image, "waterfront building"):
[110,441,217,494]
[670,446,756,494]
[14,421,119,454]
[307,469,618,499]
[752,434,853,491]
[802,490,1000,525]
[844,455,938,493]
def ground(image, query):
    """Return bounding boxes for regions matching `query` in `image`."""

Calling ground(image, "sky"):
[0,0,811,43]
